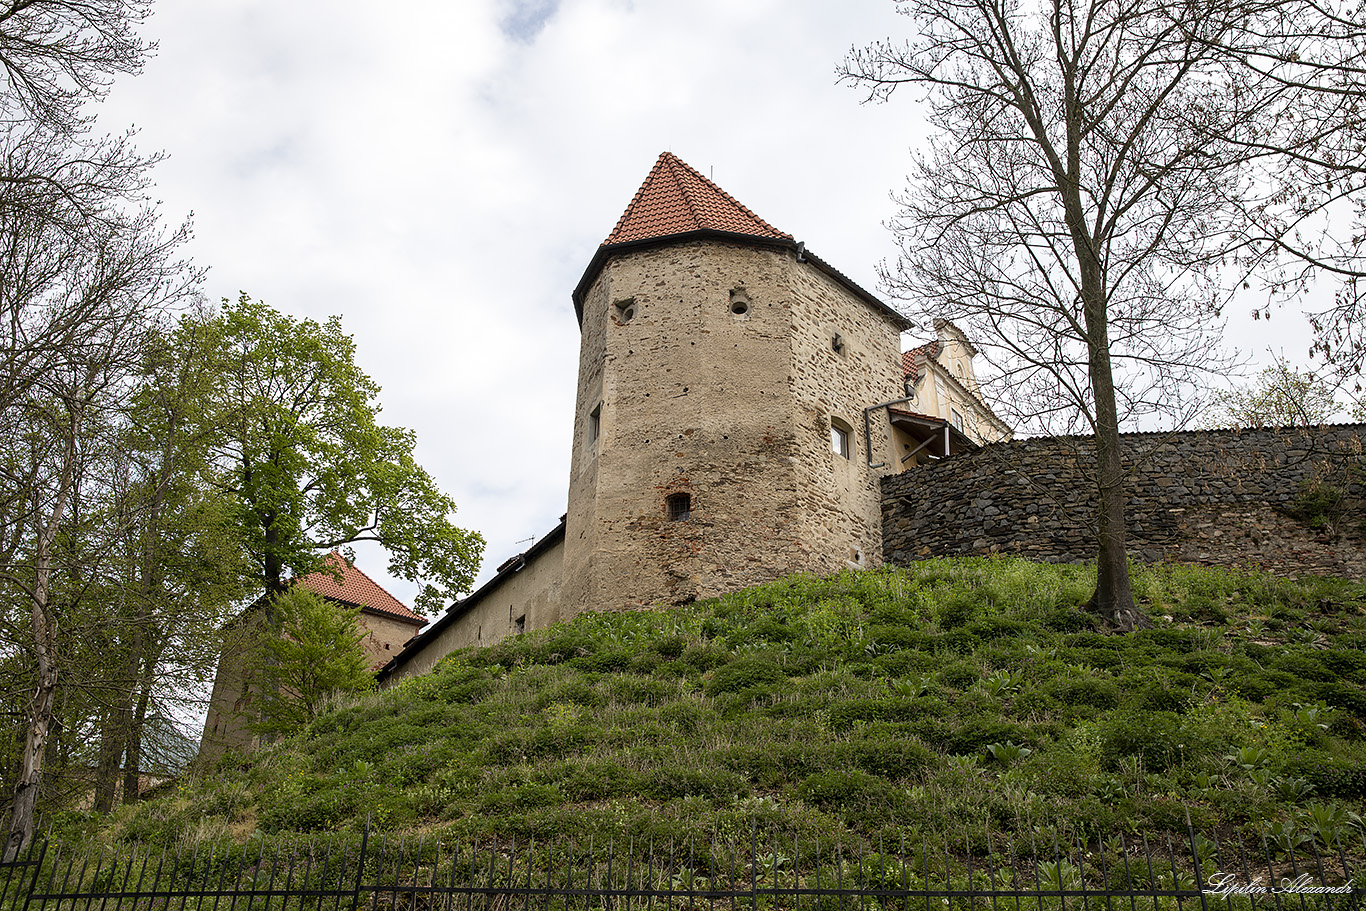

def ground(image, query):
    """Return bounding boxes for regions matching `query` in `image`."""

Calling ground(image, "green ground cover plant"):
[103,559,1366,858]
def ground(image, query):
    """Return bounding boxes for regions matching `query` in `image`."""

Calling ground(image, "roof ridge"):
[664,154,705,233]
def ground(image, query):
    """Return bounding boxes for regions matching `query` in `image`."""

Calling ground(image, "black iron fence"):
[0,826,1359,911]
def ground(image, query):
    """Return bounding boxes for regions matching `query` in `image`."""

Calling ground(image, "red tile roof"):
[902,341,941,384]
[605,153,793,246]
[889,406,950,424]
[296,553,426,627]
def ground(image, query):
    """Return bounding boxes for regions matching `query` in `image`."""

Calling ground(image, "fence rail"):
[0,826,1359,911]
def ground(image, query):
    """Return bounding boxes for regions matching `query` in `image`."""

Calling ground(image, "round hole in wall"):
[729,288,752,318]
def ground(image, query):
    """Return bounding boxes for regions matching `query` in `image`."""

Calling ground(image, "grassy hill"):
[108,558,1366,854]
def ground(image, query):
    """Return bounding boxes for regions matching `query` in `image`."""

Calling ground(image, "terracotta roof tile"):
[902,341,941,383]
[605,153,793,246]
[889,406,949,424]
[296,553,426,627]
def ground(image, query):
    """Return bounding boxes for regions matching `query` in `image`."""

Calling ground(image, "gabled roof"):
[297,553,426,627]
[605,153,793,245]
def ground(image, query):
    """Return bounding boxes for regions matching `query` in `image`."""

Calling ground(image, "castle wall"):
[562,240,809,615]
[384,536,564,681]
[561,264,610,617]
[881,425,1366,579]
[787,261,907,570]
[200,622,260,760]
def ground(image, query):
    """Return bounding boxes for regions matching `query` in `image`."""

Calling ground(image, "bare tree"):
[0,0,153,135]
[840,0,1361,630]
[1228,1,1366,383]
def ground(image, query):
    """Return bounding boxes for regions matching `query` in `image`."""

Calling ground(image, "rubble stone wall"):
[881,425,1366,580]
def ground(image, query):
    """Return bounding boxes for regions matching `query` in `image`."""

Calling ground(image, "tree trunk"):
[121,647,158,805]
[1055,77,1148,635]
[92,706,129,813]
[6,407,80,858]
[1080,287,1149,632]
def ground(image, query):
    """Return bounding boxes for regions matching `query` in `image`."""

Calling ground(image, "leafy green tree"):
[245,586,372,736]
[197,294,483,613]
[0,0,199,854]
[87,318,253,811]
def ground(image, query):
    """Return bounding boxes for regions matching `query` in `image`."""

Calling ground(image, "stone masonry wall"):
[562,240,810,616]
[787,257,907,572]
[881,425,1366,580]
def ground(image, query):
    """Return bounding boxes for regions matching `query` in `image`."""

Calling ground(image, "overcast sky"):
[95,0,1317,611]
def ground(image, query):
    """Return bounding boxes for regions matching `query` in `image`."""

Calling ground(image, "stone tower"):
[560,153,913,617]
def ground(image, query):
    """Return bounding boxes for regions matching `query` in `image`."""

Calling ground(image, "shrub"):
[545,677,604,708]
[705,655,787,696]
[645,767,748,802]
[436,666,499,703]
[1042,607,1091,632]
[966,617,1029,640]
[479,783,563,813]
[840,733,933,780]
[570,648,634,673]
[653,635,688,659]
[1283,755,1366,799]
[938,628,983,654]
[736,618,797,645]
[1273,651,1335,682]
[798,769,897,810]
[606,676,673,706]
[682,644,728,671]
[936,719,1034,755]
[1099,711,1189,772]
[826,698,918,731]
[938,661,980,690]
[1286,479,1345,532]
[865,624,928,652]
[1122,685,1186,714]
[659,701,708,733]
[937,591,983,629]
[1044,677,1120,708]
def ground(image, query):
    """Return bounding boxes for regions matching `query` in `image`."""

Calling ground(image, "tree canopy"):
[197,294,484,614]
[1206,365,1345,429]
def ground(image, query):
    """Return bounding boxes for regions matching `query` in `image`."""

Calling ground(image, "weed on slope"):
[110,559,1366,856]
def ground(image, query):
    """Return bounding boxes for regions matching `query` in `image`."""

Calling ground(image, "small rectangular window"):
[951,409,965,432]
[666,492,691,521]
[588,403,601,444]
[831,425,850,458]
[515,615,526,634]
